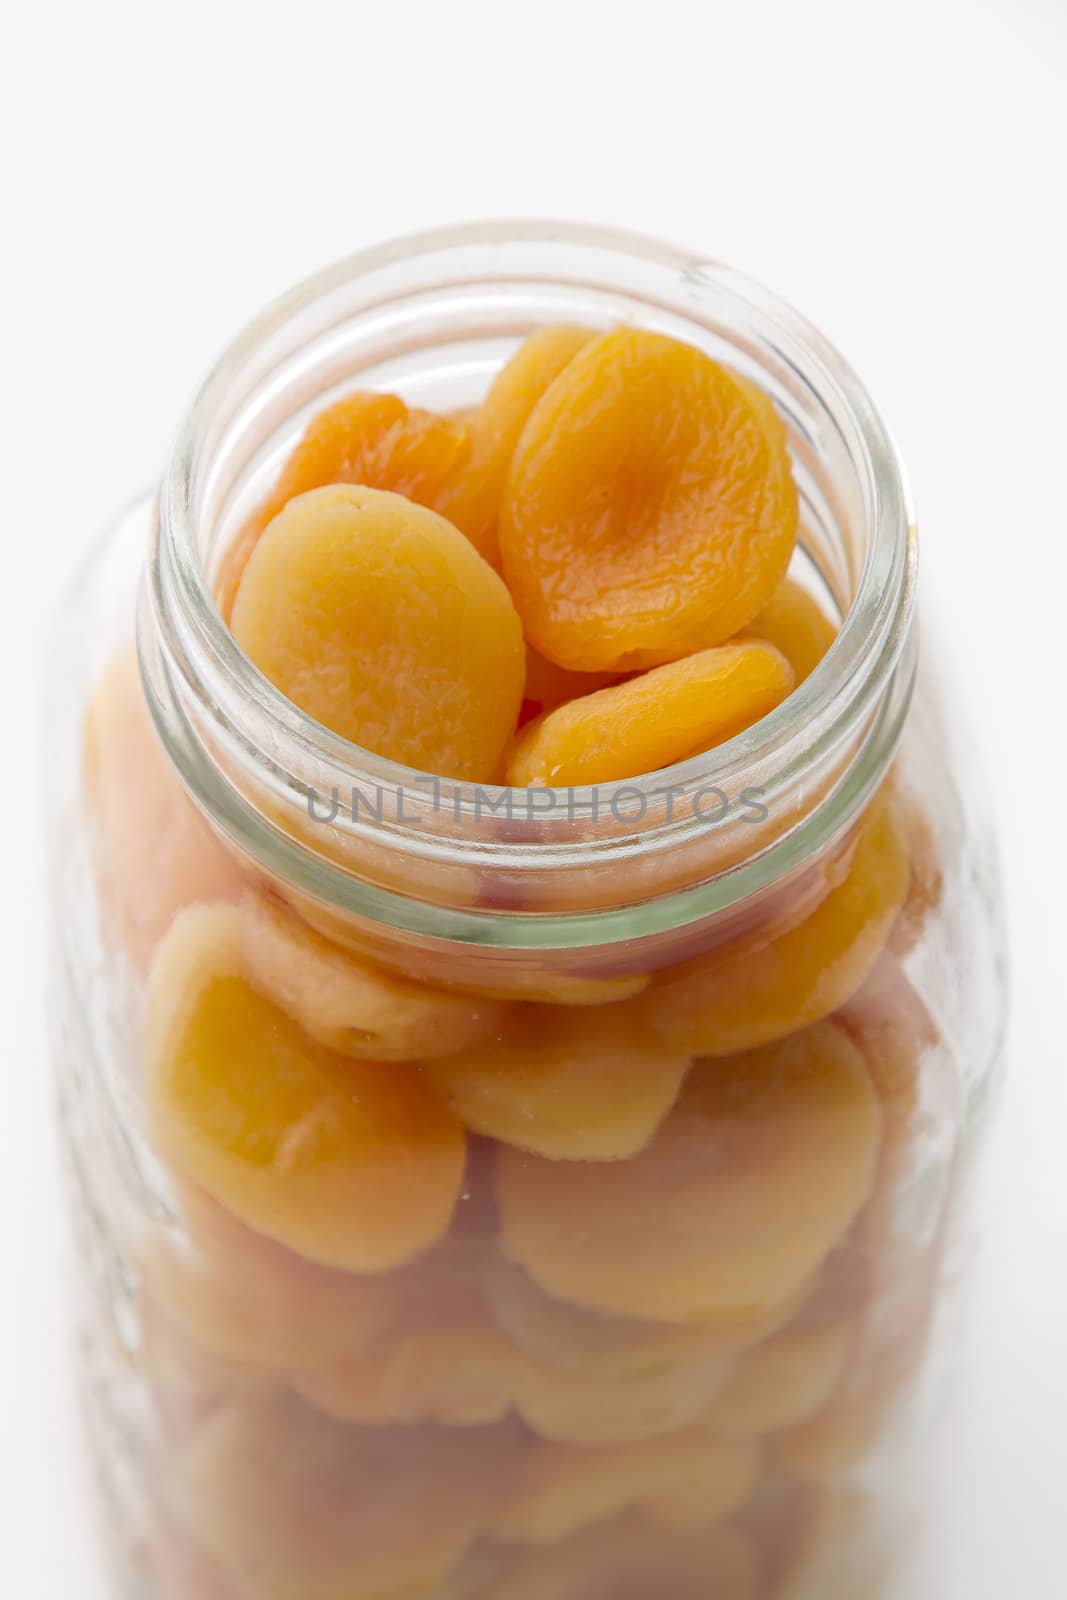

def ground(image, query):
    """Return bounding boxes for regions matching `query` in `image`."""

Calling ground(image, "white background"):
[2,1,1065,1594]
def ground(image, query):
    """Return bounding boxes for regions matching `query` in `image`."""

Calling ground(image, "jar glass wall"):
[46,225,1007,1599]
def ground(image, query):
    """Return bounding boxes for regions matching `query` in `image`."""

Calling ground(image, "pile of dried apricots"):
[81,323,945,1599]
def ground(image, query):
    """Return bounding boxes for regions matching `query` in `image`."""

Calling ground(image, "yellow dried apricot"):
[486,1516,759,1600]
[229,484,524,781]
[173,1393,519,1600]
[484,1254,808,1380]
[516,1349,734,1446]
[705,1321,854,1433]
[498,1431,759,1543]
[739,575,839,684]
[498,1021,881,1323]
[139,1181,403,1373]
[240,889,502,1061]
[434,325,595,565]
[520,645,621,724]
[643,792,909,1055]
[420,1003,690,1160]
[216,391,471,618]
[506,640,794,786]
[82,649,244,972]
[144,905,466,1272]
[499,327,798,671]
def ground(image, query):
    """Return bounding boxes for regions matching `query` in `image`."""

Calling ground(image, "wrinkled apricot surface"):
[740,575,839,685]
[433,325,594,565]
[216,392,472,617]
[145,905,466,1271]
[421,1003,690,1160]
[230,484,524,780]
[643,792,909,1055]
[507,640,794,786]
[500,327,798,671]
[498,1021,881,1323]
[240,889,501,1061]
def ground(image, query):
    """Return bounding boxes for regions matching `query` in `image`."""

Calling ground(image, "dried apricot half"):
[500,327,798,671]
[434,325,595,564]
[216,391,471,618]
[240,889,502,1061]
[229,484,525,780]
[506,640,794,786]
[486,1515,759,1600]
[420,1003,691,1160]
[740,575,839,685]
[497,1021,881,1323]
[643,791,909,1056]
[497,1431,760,1543]
[144,905,466,1272]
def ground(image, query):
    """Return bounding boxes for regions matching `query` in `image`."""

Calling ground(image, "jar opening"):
[143,221,916,951]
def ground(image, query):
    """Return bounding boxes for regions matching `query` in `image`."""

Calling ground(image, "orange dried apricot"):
[643,792,909,1055]
[144,905,466,1272]
[499,327,798,671]
[516,1349,734,1446]
[836,953,937,1147]
[497,1021,882,1324]
[506,640,794,786]
[139,1181,403,1373]
[485,1516,759,1600]
[705,1320,854,1434]
[295,1320,524,1429]
[498,1431,760,1543]
[739,575,839,684]
[240,889,502,1061]
[434,325,595,564]
[173,1393,519,1600]
[484,1254,808,1380]
[420,1003,691,1160]
[229,484,524,781]
[82,649,244,972]
[887,796,944,957]
[216,391,471,618]
[520,645,621,724]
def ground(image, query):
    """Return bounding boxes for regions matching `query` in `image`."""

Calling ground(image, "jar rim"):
[146,219,916,950]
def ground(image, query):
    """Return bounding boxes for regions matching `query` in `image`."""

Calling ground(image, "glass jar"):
[46,223,1007,1600]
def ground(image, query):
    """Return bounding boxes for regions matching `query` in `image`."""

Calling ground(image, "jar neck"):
[140,222,916,957]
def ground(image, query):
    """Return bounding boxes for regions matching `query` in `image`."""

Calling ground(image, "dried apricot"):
[173,1393,519,1600]
[216,391,471,618]
[485,1516,759,1600]
[144,905,466,1272]
[295,1321,524,1428]
[521,645,621,723]
[229,484,524,781]
[506,640,794,786]
[516,1349,734,1446]
[434,325,594,564]
[421,1003,690,1160]
[139,1181,403,1372]
[706,1320,853,1433]
[498,1431,759,1543]
[643,792,909,1055]
[498,1021,881,1323]
[485,1254,807,1380]
[240,890,502,1061]
[499,327,798,671]
[82,649,244,972]
[739,575,839,684]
